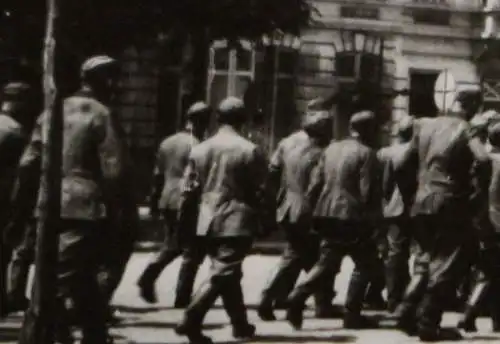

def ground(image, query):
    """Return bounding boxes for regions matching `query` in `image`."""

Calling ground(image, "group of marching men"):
[1,53,500,344]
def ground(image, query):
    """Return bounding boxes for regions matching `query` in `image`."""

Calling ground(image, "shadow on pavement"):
[113,321,223,331]
[251,334,356,343]
[113,305,173,314]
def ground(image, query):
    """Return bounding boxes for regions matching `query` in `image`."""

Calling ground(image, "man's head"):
[185,101,211,134]
[80,55,118,100]
[302,97,333,140]
[217,97,247,129]
[1,82,38,127]
[455,88,483,120]
[395,116,414,143]
[349,110,377,143]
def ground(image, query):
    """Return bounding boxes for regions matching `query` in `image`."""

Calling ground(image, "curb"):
[134,241,285,255]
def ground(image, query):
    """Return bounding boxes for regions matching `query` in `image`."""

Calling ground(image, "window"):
[207,40,299,151]
[335,52,380,81]
[207,40,256,104]
[413,9,450,25]
[340,6,380,20]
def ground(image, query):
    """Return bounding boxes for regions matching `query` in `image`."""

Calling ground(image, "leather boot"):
[457,281,489,333]
[6,258,31,312]
[220,281,255,339]
[176,280,220,338]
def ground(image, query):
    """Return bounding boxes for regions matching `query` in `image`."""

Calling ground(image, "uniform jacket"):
[308,137,380,221]
[150,131,199,212]
[181,125,268,237]
[378,142,417,219]
[486,150,500,233]
[0,114,26,206]
[0,114,27,239]
[269,130,326,225]
[17,89,137,221]
[407,116,478,217]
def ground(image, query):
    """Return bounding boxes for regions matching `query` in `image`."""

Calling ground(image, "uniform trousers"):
[55,220,109,344]
[8,222,36,305]
[384,217,411,311]
[260,223,335,310]
[395,215,473,332]
[288,219,380,316]
[138,210,205,307]
[180,237,252,330]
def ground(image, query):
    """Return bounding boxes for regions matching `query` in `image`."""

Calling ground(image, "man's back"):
[189,126,267,237]
[312,138,378,220]
[156,132,199,211]
[271,130,325,224]
[0,115,25,197]
[412,116,473,216]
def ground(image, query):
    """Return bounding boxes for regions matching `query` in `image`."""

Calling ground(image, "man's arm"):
[3,120,43,246]
[149,148,165,217]
[306,152,326,209]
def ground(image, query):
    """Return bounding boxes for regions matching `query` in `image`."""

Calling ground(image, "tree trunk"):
[18,0,62,343]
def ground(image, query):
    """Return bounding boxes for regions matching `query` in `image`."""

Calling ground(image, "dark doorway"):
[409,70,439,118]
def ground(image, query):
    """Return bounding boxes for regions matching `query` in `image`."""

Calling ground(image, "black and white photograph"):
[1,0,500,343]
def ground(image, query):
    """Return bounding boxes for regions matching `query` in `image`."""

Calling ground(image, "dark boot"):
[177,281,220,338]
[220,281,255,339]
[343,313,379,329]
[457,281,489,333]
[258,262,301,321]
[6,258,31,313]
[418,327,463,342]
[285,291,308,330]
[137,266,161,304]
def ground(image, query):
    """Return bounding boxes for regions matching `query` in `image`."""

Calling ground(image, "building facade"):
[115,0,491,201]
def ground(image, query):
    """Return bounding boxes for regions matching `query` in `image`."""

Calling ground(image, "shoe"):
[285,304,304,330]
[175,323,213,344]
[232,323,256,339]
[457,318,477,333]
[343,314,379,329]
[418,327,463,342]
[138,282,157,304]
[257,304,276,321]
[315,305,343,319]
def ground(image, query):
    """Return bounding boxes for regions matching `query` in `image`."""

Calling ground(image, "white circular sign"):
[434,70,457,114]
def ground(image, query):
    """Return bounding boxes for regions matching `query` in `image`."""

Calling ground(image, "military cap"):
[186,101,211,120]
[349,110,376,133]
[217,97,246,120]
[488,121,500,147]
[2,82,32,99]
[306,97,329,112]
[81,55,116,76]
[302,110,332,128]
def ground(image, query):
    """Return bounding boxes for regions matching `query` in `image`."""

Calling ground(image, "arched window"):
[207,40,256,111]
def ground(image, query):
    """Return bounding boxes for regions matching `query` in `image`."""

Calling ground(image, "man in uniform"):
[0,82,38,317]
[394,89,487,341]
[377,116,416,313]
[257,99,338,322]
[286,110,381,330]
[137,102,211,307]
[14,55,137,344]
[175,97,270,344]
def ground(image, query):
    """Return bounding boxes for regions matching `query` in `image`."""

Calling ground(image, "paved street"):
[2,252,500,344]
